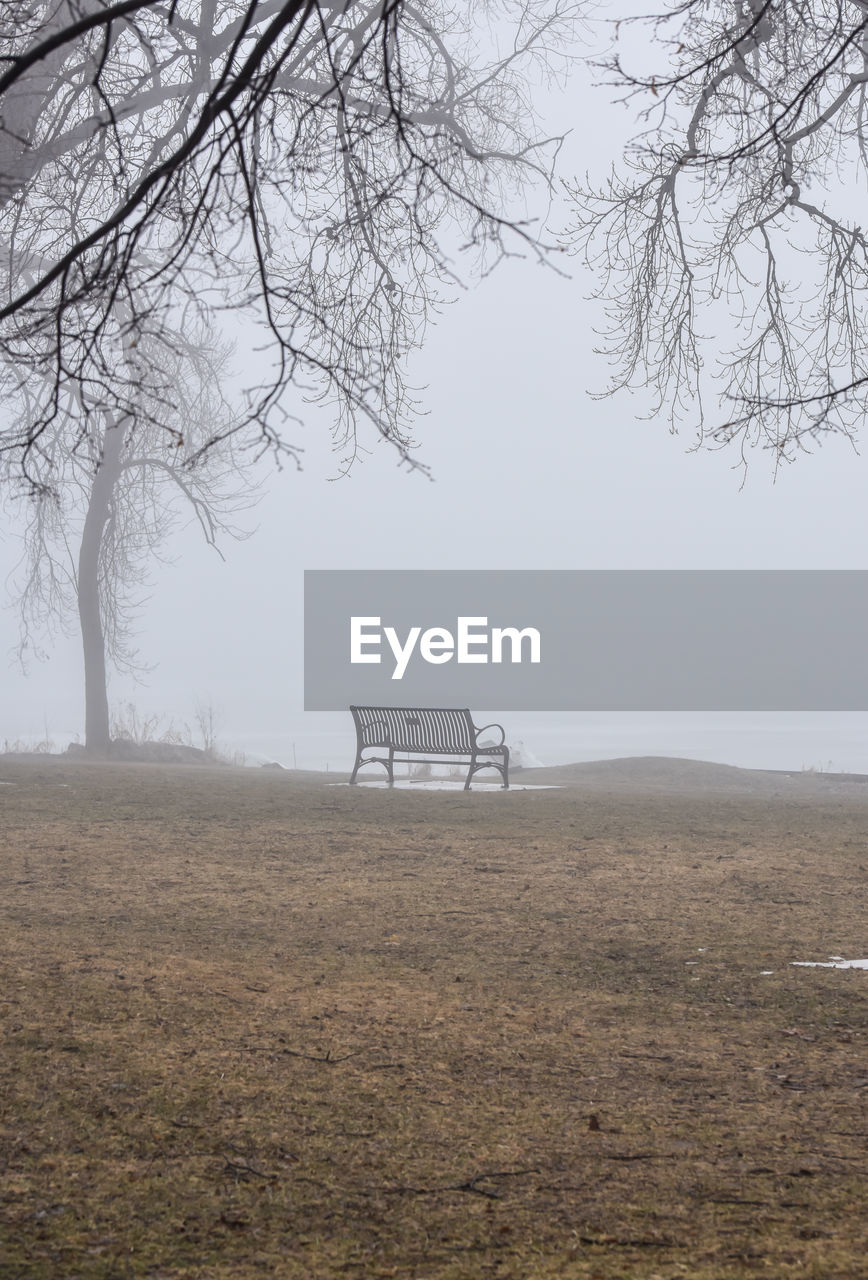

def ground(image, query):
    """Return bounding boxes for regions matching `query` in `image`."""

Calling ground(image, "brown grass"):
[1,756,867,1279]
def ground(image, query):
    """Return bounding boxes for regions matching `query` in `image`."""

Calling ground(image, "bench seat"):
[349,705,509,789]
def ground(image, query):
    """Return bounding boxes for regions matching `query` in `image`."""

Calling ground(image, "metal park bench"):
[349,706,510,790]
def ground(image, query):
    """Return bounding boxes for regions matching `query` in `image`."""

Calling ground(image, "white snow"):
[330,780,559,791]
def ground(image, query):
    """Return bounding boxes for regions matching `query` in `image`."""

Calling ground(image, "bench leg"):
[465,753,510,790]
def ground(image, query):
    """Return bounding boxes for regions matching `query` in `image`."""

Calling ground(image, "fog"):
[3,38,868,772]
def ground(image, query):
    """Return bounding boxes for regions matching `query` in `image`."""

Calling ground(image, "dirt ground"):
[1,755,866,1279]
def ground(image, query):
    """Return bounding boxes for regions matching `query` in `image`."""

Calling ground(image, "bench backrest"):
[351,706,476,754]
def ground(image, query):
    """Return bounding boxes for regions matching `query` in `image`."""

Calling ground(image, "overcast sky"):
[3,22,868,764]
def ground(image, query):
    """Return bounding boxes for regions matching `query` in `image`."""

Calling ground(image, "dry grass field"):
[1,755,867,1279]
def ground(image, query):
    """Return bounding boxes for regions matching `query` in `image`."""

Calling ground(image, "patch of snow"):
[330,780,559,791]
[791,958,868,970]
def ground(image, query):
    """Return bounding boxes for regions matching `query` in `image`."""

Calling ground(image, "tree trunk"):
[77,418,125,755]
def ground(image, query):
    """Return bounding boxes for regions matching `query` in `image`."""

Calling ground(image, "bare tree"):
[0,1,580,490]
[570,1,868,462]
[3,326,255,754]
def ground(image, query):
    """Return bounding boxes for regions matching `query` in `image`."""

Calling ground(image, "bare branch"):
[571,0,868,461]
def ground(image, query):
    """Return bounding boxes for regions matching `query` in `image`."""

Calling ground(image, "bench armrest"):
[474,721,505,747]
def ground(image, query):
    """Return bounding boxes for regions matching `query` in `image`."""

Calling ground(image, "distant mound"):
[67,739,218,765]
[520,755,868,796]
